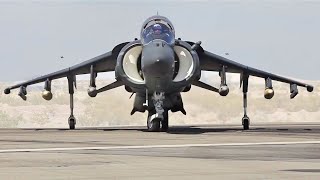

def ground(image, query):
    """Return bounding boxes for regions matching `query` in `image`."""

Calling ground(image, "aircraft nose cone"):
[141,40,175,92]
[141,41,175,77]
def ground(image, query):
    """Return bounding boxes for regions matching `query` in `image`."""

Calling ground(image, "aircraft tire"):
[69,117,76,130]
[242,116,250,130]
[147,111,161,132]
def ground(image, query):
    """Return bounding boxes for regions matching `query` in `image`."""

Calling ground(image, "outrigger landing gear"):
[242,115,250,130]
[68,76,76,130]
[242,74,250,130]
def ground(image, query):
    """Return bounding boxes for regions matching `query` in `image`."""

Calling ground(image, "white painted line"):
[0,141,320,153]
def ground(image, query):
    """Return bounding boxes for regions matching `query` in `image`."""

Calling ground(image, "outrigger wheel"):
[242,115,250,130]
[68,116,76,130]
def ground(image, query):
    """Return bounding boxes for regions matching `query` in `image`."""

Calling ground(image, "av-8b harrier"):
[4,15,314,131]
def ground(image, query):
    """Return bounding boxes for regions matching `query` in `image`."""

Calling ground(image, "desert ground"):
[0,73,319,128]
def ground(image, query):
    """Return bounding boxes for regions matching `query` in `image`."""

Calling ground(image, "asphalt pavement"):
[0,124,319,179]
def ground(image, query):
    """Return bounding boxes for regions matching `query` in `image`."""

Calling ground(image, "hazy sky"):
[0,0,319,81]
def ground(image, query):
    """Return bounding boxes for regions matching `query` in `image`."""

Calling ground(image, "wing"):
[4,42,129,92]
[189,42,314,93]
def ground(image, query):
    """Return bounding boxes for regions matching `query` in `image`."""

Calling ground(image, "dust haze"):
[0,73,318,128]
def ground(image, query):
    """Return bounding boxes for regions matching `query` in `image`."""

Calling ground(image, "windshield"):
[142,23,175,45]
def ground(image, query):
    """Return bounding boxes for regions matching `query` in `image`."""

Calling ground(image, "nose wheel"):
[147,111,161,132]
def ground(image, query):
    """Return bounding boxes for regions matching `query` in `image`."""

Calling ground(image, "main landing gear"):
[161,111,169,131]
[242,74,250,130]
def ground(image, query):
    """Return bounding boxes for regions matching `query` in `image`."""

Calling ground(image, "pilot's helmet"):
[152,24,162,34]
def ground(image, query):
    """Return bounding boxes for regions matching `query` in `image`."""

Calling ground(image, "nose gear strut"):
[147,92,166,132]
[152,92,165,119]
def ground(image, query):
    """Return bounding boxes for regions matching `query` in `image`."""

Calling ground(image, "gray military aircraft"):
[4,15,314,131]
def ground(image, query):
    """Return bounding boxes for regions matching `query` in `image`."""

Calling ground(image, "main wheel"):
[242,116,250,130]
[161,110,169,132]
[68,116,76,130]
[147,111,161,132]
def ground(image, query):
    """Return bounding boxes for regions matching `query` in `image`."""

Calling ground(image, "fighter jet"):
[4,15,314,131]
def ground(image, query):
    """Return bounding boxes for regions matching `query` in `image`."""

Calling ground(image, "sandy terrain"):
[0,74,319,128]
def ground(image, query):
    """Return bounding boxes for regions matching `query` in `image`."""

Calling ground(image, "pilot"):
[152,24,163,35]
[143,23,173,44]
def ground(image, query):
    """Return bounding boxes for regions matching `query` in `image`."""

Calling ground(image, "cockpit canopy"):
[141,17,175,45]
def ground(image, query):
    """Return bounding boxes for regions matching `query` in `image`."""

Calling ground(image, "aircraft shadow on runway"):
[164,127,241,134]
[22,125,319,135]
[25,126,241,134]
[282,169,320,173]
[20,126,238,134]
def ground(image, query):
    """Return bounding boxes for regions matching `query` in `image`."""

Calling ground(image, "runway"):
[0,124,320,179]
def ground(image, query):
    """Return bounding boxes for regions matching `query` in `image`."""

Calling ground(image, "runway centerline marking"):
[0,141,320,153]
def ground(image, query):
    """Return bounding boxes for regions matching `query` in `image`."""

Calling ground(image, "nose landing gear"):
[147,112,161,132]
[147,110,169,132]
[146,92,169,132]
